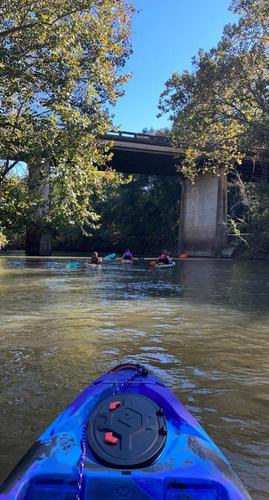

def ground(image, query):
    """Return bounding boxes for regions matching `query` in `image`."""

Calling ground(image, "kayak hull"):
[0,364,249,499]
[155,261,176,269]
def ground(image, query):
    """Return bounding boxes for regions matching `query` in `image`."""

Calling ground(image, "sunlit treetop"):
[0,0,134,229]
[158,0,269,180]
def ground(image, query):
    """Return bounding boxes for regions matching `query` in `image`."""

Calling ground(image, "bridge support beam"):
[25,160,52,256]
[179,170,227,256]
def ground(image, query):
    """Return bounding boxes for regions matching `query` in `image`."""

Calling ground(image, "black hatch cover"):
[87,393,167,468]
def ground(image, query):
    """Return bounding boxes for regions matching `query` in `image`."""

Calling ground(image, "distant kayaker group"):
[88,249,175,267]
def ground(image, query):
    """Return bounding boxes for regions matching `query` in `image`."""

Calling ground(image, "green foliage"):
[0,169,129,249]
[158,0,269,180]
[228,176,269,255]
[0,230,8,248]
[0,174,29,246]
[48,168,127,236]
[83,174,181,254]
[141,127,172,137]
[0,0,134,229]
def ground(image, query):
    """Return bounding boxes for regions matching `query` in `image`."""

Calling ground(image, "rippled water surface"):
[0,257,269,498]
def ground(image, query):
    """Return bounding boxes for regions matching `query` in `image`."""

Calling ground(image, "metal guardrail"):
[104,130,173,147]
[227,233,252,237]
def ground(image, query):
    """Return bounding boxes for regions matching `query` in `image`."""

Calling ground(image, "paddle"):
[103,253,117,261]
[66,261,81,269]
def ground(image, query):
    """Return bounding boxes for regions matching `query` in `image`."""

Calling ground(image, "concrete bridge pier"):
[25,160,52,256]
[179,170,227,256]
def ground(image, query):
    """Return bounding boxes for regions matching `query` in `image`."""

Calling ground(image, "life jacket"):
[159,254,169,264]
[91,257,101,264]
[123,252,132,260]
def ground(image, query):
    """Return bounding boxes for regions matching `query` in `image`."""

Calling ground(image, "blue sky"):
[112,0,236,132]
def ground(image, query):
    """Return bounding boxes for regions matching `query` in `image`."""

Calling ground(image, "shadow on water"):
[0,257,269,498]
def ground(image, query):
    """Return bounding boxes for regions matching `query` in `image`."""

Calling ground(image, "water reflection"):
[0,257,269,498]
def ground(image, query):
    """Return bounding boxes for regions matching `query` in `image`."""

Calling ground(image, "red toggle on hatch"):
[105,432,118,445]
[109,401,121,411]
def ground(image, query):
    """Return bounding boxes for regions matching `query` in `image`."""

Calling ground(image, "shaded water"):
[0,256,268,498]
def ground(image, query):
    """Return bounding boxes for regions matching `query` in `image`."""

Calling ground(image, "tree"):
[0,0,134,233]
[228,173,269,256]
[87,174,181,254]
[0,174,29,247]
[158,0,269,180]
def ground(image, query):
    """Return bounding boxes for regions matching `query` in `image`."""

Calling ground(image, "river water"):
[0,256,268,498]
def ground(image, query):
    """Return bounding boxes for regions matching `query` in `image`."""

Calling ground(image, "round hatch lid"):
[87,393,167,468]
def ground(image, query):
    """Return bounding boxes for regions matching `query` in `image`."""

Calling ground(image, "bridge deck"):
[103,131,183,176]
[104,131,269,179]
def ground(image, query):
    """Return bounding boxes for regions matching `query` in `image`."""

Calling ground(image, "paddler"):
[122,249,133,261]
[90,251,102,265]
[158,250,172,265]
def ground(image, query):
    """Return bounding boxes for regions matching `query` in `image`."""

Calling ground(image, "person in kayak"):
[122,249,133,261]
[158,250,172,265]
[90,251,102,265]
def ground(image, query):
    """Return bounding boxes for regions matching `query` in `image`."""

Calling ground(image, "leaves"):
[228,175,269,255]
[158,0,269,180]
[88,174,181,254]
[0,230,8,248]
[0,0,134,230]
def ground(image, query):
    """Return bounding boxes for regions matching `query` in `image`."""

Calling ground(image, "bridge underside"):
[102,133,183,176]
[108,149,180,176]
[104,133,268,180]
[108,149,268,181]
